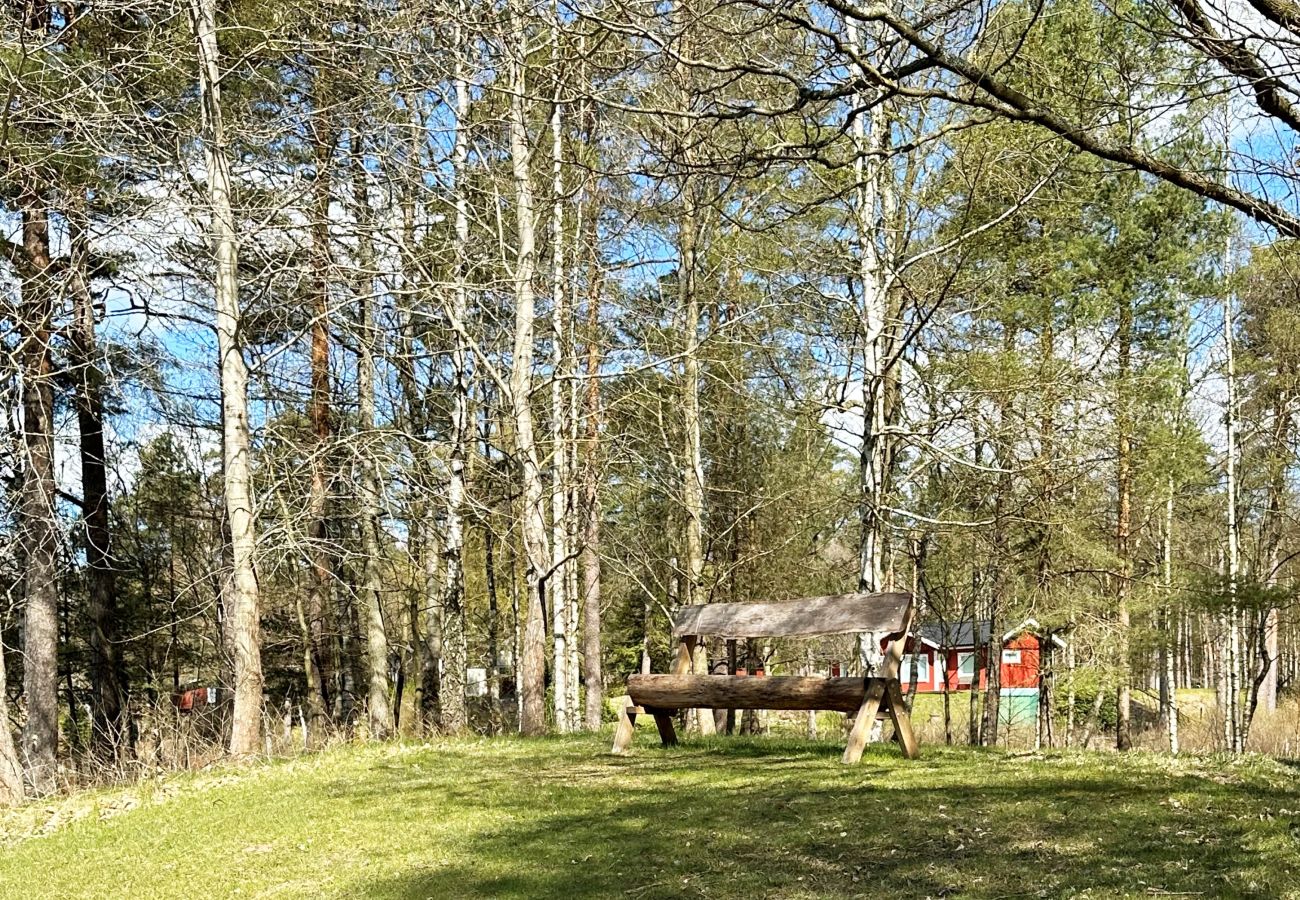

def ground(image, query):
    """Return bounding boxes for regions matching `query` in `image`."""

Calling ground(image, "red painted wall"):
[1000,632,1041,689]
[895,633,1042,693]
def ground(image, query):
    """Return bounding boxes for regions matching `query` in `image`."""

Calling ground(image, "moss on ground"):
[0,732,1297,899]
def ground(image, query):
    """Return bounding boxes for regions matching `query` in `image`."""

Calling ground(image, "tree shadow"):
[326,739,1300,899]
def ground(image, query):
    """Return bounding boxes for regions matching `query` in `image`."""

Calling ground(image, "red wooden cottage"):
[893,617,1066,696]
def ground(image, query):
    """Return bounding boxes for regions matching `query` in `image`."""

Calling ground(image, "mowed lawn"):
[1,732,1299,899]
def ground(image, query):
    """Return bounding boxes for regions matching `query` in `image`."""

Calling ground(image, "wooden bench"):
[611,591,919,764]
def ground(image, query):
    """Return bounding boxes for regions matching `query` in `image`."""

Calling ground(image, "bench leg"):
[652,710,678,747]
[884,681,920,760]
[842,678,888,764]
[611,702,638,754]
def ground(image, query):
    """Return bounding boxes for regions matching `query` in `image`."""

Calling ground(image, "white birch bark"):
[1163,479,1180,754]
[1224,283,1242,753]
[188,0,263,756]
[439,9,473,734]
[549,21,571,731]
[354,143,394,739]
[846,19,891,594]
[508,0,552,735]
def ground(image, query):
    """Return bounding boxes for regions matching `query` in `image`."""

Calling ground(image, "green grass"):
[1,732,1299,899]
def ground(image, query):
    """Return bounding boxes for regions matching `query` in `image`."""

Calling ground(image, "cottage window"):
[957,652,976,682]
[1002,650,1022,665]
[901,654,929,684]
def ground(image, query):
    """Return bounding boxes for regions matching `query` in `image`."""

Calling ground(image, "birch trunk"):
[423,521,443,727]
[580,205,605,732]
[982,327,1014,748]
[1115,292,1134,751]
[439,11,474,735]
[354,143,394,739]
[679,181,714,736]
[848,20,890,598]
[1162,480,1180,754]
[1224,290,1242,752]
[484,459,504,732]
[846,30,905,750]
[1258,391,1286,714]
[549,29,571,732]
[189,0,263,756]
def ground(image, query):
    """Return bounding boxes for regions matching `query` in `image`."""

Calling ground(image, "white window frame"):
[1002,649,1022,665]
[901,653,929,685]
[957,652,976,683]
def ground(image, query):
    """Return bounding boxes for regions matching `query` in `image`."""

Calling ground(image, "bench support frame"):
[612,674,919,762]
[610,592,920,764]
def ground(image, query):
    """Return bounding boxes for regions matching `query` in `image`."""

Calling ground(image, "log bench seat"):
[610,591,919,764]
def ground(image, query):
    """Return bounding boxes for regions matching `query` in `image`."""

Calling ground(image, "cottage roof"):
[917,621,991,649]
[916,617,1067,650]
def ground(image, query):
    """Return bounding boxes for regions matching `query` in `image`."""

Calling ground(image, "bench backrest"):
[671,591,913,640]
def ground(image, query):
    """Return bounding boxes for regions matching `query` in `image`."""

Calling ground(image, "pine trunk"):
[303,101,336,736]
[18,188,59,793]
[0,642,22,805]
[69,202,128,757]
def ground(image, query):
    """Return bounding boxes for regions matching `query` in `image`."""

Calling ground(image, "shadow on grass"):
[328,737,1300,900]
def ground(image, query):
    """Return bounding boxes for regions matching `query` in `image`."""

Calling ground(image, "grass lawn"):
[1,732,1298,899]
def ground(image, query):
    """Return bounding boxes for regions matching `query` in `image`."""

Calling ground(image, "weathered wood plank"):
[671,638,695,675]
[628,674,872,713]
[652,712,678,747]
[885,680,920,760]
[611,702,638,754]
[670,591,913,639]
[842,678,888,764]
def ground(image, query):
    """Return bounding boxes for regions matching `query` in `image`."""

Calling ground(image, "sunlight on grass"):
[0,734,1297,898]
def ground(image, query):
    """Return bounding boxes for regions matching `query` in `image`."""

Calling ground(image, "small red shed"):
[891,618,1065,694]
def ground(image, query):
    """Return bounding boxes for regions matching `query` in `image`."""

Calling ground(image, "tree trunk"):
[508,0,552,736]
[1261,609,1279,713]
[982,327,1014,748]
[189,0,264,756]
[1115,292,1134,752]
[439,11,474,735]
[1259,391,1286,714]
[69,200,129,757]
[580,240,605,732]
[0,641,23,805]
[485,488,504,733]
[1064,637,1076,748]
[549,32,572,733]
[1223,290,1242,752]
[422,520,443,729]
[967,600,980,746]
[847,20,892,598]
[354,141,394,740]
[17,187,59,793]
[1162,480,1179,754]
[302,95,336,736]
